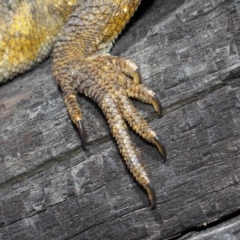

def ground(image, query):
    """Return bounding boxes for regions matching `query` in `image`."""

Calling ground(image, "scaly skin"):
[0,0,167,209]
[0,0,77,82]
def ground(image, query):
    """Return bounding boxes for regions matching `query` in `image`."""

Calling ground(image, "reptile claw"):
[77,120,86,150]
[146,183,156,209]
[152,95,162,117]
[133,69,142,84]
[153,135,167,161]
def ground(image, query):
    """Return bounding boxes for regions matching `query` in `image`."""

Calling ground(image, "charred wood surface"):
[0,0,240,239]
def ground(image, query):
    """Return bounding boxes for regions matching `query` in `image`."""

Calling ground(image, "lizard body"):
[0,0,167,209]
[0,0,77,82]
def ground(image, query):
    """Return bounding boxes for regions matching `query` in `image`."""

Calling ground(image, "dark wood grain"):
[0,0,240,239]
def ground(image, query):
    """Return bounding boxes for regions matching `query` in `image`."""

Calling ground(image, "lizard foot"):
[53,54,166,209]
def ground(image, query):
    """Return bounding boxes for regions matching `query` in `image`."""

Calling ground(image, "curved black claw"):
[77,120,86,150]
[153,135,167,161]
[146,183,156,210]
[133,69,142,84]
[152,95,162,117]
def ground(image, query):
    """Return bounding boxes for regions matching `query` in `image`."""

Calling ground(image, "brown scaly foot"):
[52,0,167,209]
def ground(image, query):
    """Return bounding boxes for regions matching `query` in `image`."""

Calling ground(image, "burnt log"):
[0,0,240,239]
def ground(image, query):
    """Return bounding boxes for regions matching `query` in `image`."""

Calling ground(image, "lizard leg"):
[101,93,157,209]
[58,76,86,149]
[53,54,166,208]
[118,92,167,161]
[100,56,162,116]
[52,0,164,208]
[126,82,163,117]
[99,56,142,84]
[95,56,166,159]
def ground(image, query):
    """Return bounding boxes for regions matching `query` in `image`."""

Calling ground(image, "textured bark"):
[0,0,240,239]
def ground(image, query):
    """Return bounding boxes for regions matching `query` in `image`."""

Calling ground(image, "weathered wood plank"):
[179,215,240,240]
[1,0,240,239]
